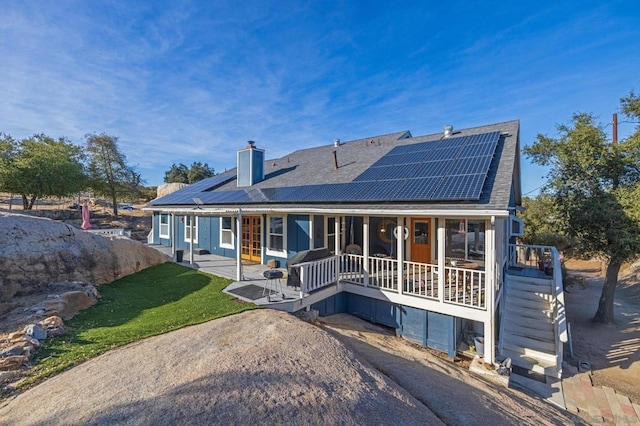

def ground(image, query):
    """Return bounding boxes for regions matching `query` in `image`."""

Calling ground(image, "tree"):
[163,162,214,184]
[524,100,640,323]
[85,133,141,216]
[187,161,215,183]
[520,195,572,250]
[1,134,87,209]
[163,163,188,183]
[0,133,17,193]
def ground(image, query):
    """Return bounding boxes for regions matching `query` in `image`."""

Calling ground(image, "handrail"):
[294,255,340,297]
[550,247,567,374]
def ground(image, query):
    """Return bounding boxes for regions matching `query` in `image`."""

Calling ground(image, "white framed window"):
[509,216,524,237]
[266,215,286,257]
[184,216,198,243]
[159,214,170,239]
[220,216,235,249]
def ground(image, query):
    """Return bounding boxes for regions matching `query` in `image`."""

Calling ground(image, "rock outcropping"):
[156,182,188,198]
[0,213,168,302]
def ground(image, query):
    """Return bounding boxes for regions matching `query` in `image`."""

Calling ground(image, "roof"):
[148,120,521,214]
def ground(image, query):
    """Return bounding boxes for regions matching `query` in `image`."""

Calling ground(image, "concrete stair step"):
[502,333,555,354]
[500,347,558,377]
[501,343,557,364]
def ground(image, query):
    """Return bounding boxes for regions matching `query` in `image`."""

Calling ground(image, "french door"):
[241,216,262,262]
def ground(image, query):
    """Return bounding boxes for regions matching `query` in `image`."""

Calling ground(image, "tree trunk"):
[21,194,28,210]
[28,196,36,210]
[111,193,118,217]
[592,260,621,323]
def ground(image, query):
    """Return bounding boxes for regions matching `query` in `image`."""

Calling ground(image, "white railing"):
[340,254,483,308]
[402,260,438,299]
[443,266,486,309]
[295,255,340,297]
[85,228,131,237]
[550,247,568,373]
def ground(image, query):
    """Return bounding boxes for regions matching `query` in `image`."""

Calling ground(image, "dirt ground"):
[563,259,640,403]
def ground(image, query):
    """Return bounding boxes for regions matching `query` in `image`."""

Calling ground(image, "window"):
[445,219,485,262]
[159,214,170,239]
[184,216,198,243]
[220,216,234,249]
[266,215,286,256]
[509,216,524,237]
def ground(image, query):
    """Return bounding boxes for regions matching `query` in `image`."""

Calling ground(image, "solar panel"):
[430,173,487,200]
[389,177,441,200]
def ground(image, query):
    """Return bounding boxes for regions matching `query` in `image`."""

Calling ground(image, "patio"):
[148,245,335,310]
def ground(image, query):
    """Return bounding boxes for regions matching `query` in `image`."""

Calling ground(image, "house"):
[145,120,566,377]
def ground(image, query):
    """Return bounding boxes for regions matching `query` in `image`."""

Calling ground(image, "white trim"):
[159,213,170,239]
[184,216,198,244]
[219,216,235,249]
[144,206,511,217]
[265,214,287,257]
[509,215,524,237]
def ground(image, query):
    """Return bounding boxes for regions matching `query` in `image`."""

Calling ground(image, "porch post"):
[334,217,341,254]
[236,209,243,281]
[363,216,369,287]
[396,216,404,295]
[171,213,176,256]
[484,218,496,365]
[189,214,195,265]
[437,218,446,303]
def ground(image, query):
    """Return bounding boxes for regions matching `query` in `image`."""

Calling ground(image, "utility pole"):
[613,113,618,144]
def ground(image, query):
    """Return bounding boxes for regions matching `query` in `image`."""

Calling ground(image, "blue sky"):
[1,1,639,194]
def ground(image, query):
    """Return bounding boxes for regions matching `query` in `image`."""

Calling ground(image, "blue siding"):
[287,214,310,256]
[310,293,346,317]
[400,306,428,346]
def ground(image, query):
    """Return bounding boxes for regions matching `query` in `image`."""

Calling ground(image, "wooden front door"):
[241,216,262,262]
[410,218,431,264]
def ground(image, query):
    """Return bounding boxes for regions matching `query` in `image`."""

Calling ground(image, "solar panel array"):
[150,131,501,206]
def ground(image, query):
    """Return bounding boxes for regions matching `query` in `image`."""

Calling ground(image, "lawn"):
[25,262,256,385]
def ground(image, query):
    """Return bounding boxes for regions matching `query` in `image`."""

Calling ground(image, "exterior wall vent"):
[443,125,454,138]
[237,141,265,187]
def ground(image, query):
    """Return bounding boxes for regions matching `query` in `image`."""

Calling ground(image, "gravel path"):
[0,310,442,426]
[319,314,580,425]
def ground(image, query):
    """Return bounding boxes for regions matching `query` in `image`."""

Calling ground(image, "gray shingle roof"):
[149,120,520,213]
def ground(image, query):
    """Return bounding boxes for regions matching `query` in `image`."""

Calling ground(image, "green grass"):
[24,262,257,385]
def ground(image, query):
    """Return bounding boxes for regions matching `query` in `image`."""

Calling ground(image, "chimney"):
[237,141,265,187]
[443,125,453,138]
[333,138,341,147]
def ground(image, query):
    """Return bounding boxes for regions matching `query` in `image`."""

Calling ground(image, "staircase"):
[500,273,560,377]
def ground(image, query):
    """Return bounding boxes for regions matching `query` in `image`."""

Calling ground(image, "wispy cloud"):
[0,0,639,193]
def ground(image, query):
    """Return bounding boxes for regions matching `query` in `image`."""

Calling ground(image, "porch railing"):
[294,255,340,297]
[443,266,486,309]
[340,253,485,309]
[508,244,554,272]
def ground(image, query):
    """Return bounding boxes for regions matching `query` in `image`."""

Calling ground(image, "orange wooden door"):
[241,216,262,262]
[410,218,431,264]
